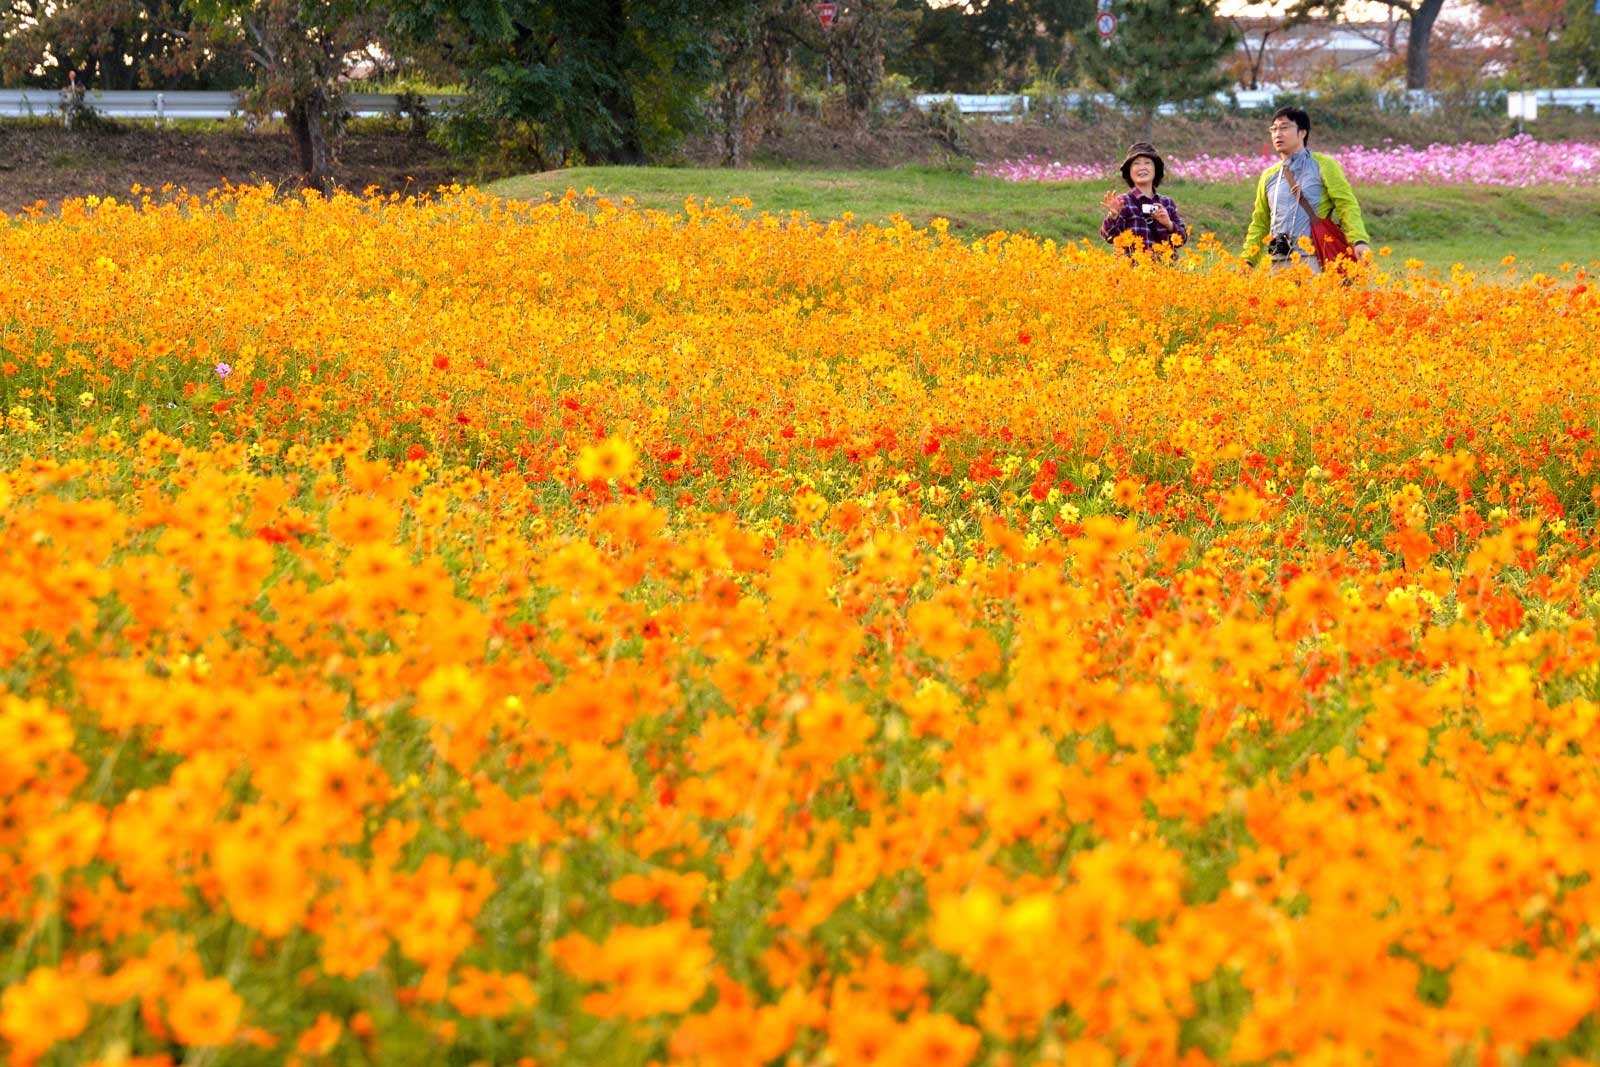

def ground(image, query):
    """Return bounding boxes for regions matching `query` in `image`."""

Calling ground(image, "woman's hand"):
[1149,204,1172,229]
[1101,189,1123,217]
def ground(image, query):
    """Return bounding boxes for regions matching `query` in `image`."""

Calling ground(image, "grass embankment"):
[492,165,1600,277]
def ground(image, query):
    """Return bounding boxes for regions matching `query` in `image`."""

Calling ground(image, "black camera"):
[1266,234,1293,257]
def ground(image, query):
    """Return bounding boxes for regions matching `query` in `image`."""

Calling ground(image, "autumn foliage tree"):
[0,0,224,89]
[1291,0,1444,87]
[1480,0,1600,84]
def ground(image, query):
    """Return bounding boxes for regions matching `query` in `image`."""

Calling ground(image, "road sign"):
[1097,0,1112,12]
[1095,12,1117,37]
[814,2,836,29]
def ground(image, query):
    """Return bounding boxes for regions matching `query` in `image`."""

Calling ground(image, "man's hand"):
[1353,241,1373,259]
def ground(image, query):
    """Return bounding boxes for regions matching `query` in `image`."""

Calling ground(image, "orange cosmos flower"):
[294,1011,344,1056]
[552,919,713,1018]
[1452,948,1595,1051]
[0,967,90,1059]
[213,831,311,938]
[446,967,538,1019]
[887,1012,982,1067]
[968,732,1067,841]
[167,976,243,1048]
[576,437,638,483]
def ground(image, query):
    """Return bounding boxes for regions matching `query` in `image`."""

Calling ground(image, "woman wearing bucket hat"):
[1100,142,1188,255]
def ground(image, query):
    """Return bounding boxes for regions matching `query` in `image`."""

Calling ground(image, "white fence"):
[0,88,466,121]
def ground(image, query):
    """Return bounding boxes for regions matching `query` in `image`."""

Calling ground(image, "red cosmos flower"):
[406,444,427,461]
[433,356,450,370]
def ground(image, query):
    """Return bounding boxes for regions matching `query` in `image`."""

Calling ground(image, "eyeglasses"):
[1268,122,1299,134]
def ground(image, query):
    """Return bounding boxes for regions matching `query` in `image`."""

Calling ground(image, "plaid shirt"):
[1100,191,1188,252]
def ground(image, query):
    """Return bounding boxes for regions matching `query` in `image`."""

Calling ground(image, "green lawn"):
[490,165,1600,277]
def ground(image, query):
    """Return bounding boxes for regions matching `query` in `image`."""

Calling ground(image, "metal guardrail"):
[914,87,1600,116]
[914,93,1031,114]
[0,88,466,121]
[5,85,1598,123]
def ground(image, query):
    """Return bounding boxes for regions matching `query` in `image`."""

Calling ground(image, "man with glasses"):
[1243,106,1371,273]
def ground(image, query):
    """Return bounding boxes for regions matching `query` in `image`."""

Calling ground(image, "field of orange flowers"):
[3,184,1600,1067]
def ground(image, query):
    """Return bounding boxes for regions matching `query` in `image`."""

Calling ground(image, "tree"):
[894,0,996,90]
[1078,0,1236,139]
[746,0,917,120]
[0,0,230,90]
[0,0,381,190]
[825,0,902,115]
[1226,5,1315,90]
[186,0,386,192]
[1481,0,1600,84]
[707,0,772,164]
[390,0,745,166]
[893,0,1093,92]
[1549,0,1600,81]
[1290,0,1442,88]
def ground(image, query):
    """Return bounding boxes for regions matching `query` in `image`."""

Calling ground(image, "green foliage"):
[1550,0,1600,83]
[389,0,746,167]
[892,0,1095,93]
[920,96,970,155]
[1077,0,1237,133]
[1270,73,1390,132]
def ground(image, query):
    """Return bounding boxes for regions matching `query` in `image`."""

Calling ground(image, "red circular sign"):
[1095,12,1117,36]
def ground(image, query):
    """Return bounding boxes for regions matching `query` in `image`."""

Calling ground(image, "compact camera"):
[1266,233,1293,257]
[1140,203,1159,215]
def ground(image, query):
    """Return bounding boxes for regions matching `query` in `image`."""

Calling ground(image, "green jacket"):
[1242,151,1371,263]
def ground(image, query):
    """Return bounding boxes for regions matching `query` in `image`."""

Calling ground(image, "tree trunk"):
[835,32,884,118]
[716,73,750,166]
[756,32,788,136]
[1403,0,1444,89]
[593,0,646,163]
[113,29,132,90]
[288,91,333,195]
[1245,28,1270,91]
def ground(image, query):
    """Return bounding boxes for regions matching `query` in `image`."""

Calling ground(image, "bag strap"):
[1279,158,1321,221]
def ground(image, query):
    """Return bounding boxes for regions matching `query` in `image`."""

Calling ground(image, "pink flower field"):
[980,134,1600,187]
